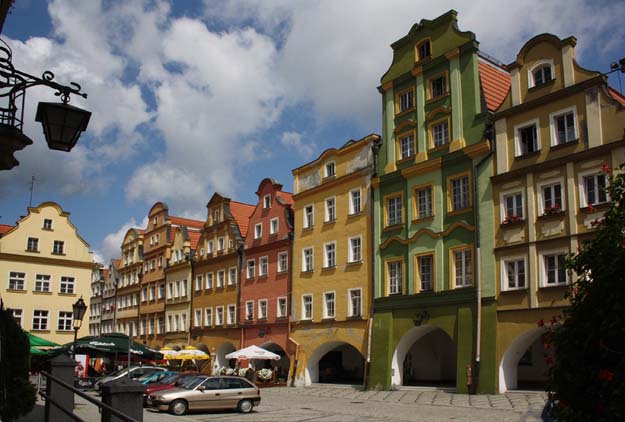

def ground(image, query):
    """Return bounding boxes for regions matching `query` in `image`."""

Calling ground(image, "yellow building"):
[290,134,380,386]
[115,228,143,338]
[492,34,625,392]
[0,202,94,344]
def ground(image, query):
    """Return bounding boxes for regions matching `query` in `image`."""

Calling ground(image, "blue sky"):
[1,0,624,263]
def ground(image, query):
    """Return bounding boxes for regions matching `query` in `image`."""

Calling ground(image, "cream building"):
[0,202,94,344]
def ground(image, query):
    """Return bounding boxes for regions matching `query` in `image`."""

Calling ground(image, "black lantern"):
[35,102,91,152]
[71,297,87,360]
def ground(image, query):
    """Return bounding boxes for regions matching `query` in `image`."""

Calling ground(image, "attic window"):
[417,40,431,61]
[528,60,554,88]
[324,162,336,178]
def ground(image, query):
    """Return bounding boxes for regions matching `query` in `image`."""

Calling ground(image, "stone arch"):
[391,325,456,388]
[215,342,236,368]
[258,341,290,380]
[499,327,547,393]
[305,341,365,385]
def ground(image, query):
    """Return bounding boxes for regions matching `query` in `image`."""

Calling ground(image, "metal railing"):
[39,371,140,422]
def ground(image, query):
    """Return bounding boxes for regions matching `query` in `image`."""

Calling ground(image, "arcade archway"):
[499,327,551,393]
[305,341,364,385]
[259,341,290,382]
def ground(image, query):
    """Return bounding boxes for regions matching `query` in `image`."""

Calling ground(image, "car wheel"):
[238,399,253,413]
[169,399,188,416]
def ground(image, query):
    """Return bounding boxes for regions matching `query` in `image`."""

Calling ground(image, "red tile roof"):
[277,191,294,205]
[609,87,625,107]
[170,216,204,229]
[188,230,202,250]
[478,58,511,112]
[0,224,13,236]
[229,201,255,238]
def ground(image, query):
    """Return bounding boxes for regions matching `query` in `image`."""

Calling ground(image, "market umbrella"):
[25,331,59,348]
[30,346,49,355]
[225,345,280,361]
[61,333,163,360]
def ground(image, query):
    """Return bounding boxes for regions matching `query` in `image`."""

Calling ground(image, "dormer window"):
[416,39,431,61]
[43,219,53,230]
[324,162,335,178]
[263,194,271,208]
[528,60,554,88]
[153,216,157,225]
[214,209,220,223]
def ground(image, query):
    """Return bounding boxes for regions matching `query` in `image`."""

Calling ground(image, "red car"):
[143,373,198,405]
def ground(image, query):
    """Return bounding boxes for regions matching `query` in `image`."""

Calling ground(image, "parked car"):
[143,372,198,406]
[94,365,167,392]
[138,371,179,385]
[146,375,261,415]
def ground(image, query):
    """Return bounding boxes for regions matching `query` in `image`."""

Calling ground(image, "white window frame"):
[204,307,213,327]
[324,242,336,268]
[301,294,313,320]
[325,197,336,222]
[8,271,26,290]
[11,308,23,326]
[53,240,64,254]
[348,236,362,263]
[277,297,287,318]
[27,237,39,252]
[35,274,51,292]
[227,304,236,325]
[432,120,449,147]
[417,254,434,292]
[386,195,403,226]
[254,223,262,239]
[549,106,578,146]
[215,306,224,326]
[304,205,314,229]
[578,169,610,208]
[217,270,225,288]
[270,217,279,234]
[60,276,75,294]
[263,194,271,208]
[501,256,527,291]
[207,240,214,254]
[43,219,53,230]
[218,237,224,251]
[540,249,569,287]
[349,188,362,215]
[57,311,72,331]
[228,267,237,285]
[324,161,336,178]
[399,133,415,159]
[195,275,203,291]
[245,301,254,320]
[388,260,402,295]
[277,252,288,273]
[32,309,48,331]
[205,272,213,289]
[500,189,525,221]
[514,118,541,157]
[323,291,336,319]
[302,247,314,272]
[528,59,554,88]
[348,288,362,317]
[537,178,566,215]
[259,256,268,276]
[258,299,268,319]
[453,248,473,288]
[246,260,255,279]
[194,309,202,327]
[416,186,433,219]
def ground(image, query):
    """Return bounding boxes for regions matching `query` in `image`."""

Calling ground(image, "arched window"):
[528,60,554,88]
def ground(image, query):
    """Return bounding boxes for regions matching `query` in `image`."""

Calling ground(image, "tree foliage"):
[547,164,625,421]
[0,301,36,422]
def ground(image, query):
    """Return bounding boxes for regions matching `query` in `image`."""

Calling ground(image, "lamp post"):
[71,297,88,360]
[0,40,91,170]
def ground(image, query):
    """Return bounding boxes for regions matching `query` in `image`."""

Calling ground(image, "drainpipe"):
[286,231,299,387]
[473,125,494,392]
[237,244,244,349]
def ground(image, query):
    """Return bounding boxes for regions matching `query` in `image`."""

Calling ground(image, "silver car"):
[146,375,261,415]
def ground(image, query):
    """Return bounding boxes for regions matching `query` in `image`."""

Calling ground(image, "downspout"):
[237,244,244,349]
[473,123,494,392]
[286,231,300,386]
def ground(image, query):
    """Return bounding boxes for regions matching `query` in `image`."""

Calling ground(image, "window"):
[8,271,25,290]
[195,275,203,291]
[149,285,155,300]
[206,273,214,289]
[227,304,236,325]
[43,219,53,230]
[303,248,314,272]
[450,174,471,212]
[159,283,165,299]
[158,316,165,334]
[324,161,336,178]
[27,237,39,252]
[540,182,564,215]
[32,310,48,330]
[213,209,220,223]
[417,39,431,61]
[277,297,287,318]
[181,280,187,296]
[503,258,526,290]
[349,236,362,263]
[348,289,362,317]
[167,282,174,299]
[229,239,234,249]
[531,63,552,87]
[259,257,268,276]
[431,120,449,148]
[278,252,288,272]
[60,276,75,294]
[158,255,162,267]
[207,240,214,254]
[141,287,147,301]
[386,194,403,226]
[217,270,225,288]
[181,314,187,331]
[323,292,335,318]
[429,75,447,99]
[140,319,146,335]
[325,197,336,222]
[204,308,212,327]
[502,192,524,222]
[543,252,568,286]
[417,254,434,292]
[302,295,313,320]
[396,88,415,114]
[263,194,271,208]
[247,260,255,279]
[304,205,314,228]
[270,218,279,234]
[57,311,72,331]
[34,274,50,292]
[258,299,267,319]
[515,120,539,156]
[149,318,154,335]
[387,260,403,295]
[218,237,224,251]
[216,306,224,325]
[349,189,361,215]
[415,186,433,219]
[398,133,415,160]
[583,173,609,207]
[246,301,254,320]
[324,242,336,268]
[550,107,577,146]
[254,223,262,239]
[453,248,473,288]
[11,309,23,326]
[228,267,237,285]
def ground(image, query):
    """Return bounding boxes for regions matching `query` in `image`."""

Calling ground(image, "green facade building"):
[369,10,509,394]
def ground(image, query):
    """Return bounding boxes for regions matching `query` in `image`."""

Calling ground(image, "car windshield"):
[138,372,164,383]
[179,376,207,390]
[107,367,129,377]
[159,374,180,384]
[174,374,196,386]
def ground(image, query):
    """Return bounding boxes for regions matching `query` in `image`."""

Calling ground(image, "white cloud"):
[280,131,315,159]
[96,216,149,263]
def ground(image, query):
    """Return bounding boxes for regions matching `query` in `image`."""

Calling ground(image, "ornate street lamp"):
[0,40,91,170]
[71,297,88,360]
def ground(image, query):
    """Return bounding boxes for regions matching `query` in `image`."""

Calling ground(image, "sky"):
[1,0,624,264]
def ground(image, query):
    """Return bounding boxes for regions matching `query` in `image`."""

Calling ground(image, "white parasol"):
[225,345,280,361]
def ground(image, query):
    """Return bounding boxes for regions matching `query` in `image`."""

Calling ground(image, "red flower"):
[602,163,611,174]
[598,369,615,381]
[587,204,595,213]
[537,319,545,327]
